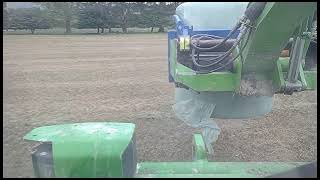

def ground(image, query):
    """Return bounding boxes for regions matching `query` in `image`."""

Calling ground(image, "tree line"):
[3,2,183,34]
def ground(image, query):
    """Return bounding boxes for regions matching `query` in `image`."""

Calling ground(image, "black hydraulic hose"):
[190,21,242,51]
[192,54,221,62]
[189,2,266,73]
[196,27,252,74]
[191,26,248,68]
[191,25,250,68]
[191,22,241,51]
[244,2,266,22]
[191,34,224,40]
[190,34,224,50]
[190,18,251,67]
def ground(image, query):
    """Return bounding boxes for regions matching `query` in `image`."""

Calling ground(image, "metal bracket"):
[284,81,302,95]
[301,32,312,39]
[284,36,305,94]
[192,134,208,161]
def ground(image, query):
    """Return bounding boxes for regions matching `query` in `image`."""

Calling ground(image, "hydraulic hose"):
[192,24,250,68]
[190,21,242,51]
[197,27,253,73]
[244,2,267,22]
[190,2,266,73]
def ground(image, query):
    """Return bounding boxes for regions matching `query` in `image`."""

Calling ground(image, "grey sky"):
[6,2,39,9]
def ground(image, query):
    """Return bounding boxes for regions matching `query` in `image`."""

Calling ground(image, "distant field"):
[3,27,170,35]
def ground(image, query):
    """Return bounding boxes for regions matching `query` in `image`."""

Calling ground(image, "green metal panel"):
[174,60,241,92]
[304,71,317,90]
[24,122,315,178]
[136,162,307,178]
[299,64,308,89]
[278,57,290,71]
[170,36,242,92]
[24,122,135,178]
[192,134,207,161]
[272,58,317,92]
[136,173,259,178]
[273,59,285,92]
[241,2,316,74]
[175,66,236,92]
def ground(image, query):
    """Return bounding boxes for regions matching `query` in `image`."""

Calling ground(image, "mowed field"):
[3,34,317,177]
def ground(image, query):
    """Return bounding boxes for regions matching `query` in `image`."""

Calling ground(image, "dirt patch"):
[3,34,317,177]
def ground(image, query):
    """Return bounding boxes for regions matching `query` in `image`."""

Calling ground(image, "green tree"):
[104,2,117,33]
[171,2,183,9]
[93,2,116,33]
[8,7,51,34]
[112,2,139,33]
[3,2,9,31]
[166,2,183,29]
[137,2,158,32]
[76,2,98,33]
[76,2,116,34]
[136,2,178,33]
[38,2,78,34]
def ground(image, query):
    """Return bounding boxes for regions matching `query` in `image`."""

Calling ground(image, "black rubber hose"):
[192,26,249,68]
[244,2,267,22]
[191,21,242,51]
[192,26,248,67]
[196,27,253,74]
[192,39,236,52]
[191,34,224,40]
[190,2,266,71]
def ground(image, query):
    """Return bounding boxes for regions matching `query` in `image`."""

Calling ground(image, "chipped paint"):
[192,168,199,174]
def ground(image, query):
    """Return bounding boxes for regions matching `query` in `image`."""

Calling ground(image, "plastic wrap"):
[173,88,220,154]
[173,87,274,154]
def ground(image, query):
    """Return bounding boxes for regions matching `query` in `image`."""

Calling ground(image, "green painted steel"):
[272,59,286,92]
[241,2,316,74]
[136,173,259,178]
[304,71,317,90]
[135,162,307,178]
[24,123,314,178]
[173,53,316,93]
[169,37,242,92]
[299,64,308,89]
[24,122,135,178]
[173,58,242,92]
[272,58,317,92]
[175,63,239,92]
[192,134,207,161]
[278,57,290,72]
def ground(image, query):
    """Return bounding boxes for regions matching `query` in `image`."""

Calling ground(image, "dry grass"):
[3,34,317,177]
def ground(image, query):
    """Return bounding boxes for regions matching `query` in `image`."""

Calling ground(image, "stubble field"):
[3,34,317,177]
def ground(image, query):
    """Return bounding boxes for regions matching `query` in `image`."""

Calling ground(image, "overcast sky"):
[6,2,39,9]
